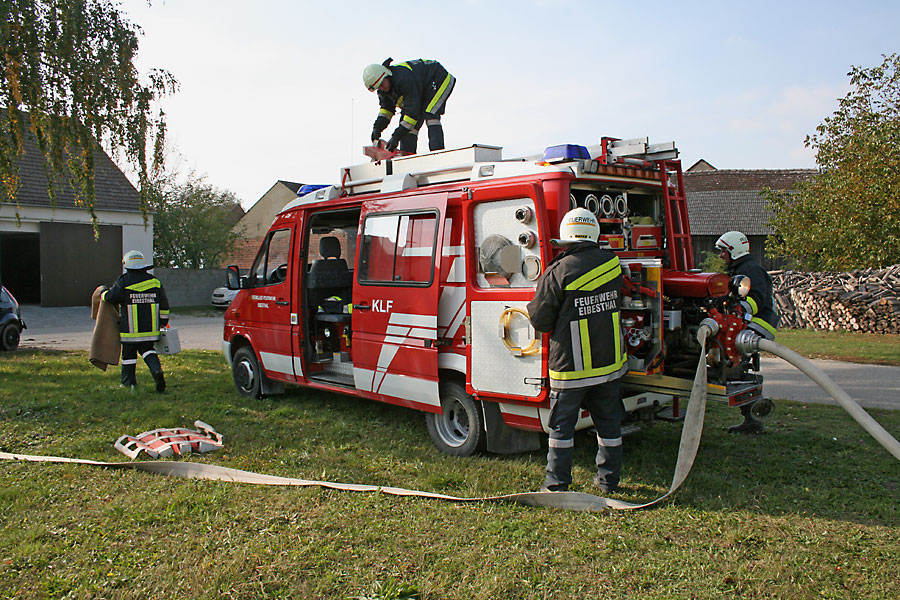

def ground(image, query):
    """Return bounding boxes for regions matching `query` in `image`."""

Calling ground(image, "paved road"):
[12,305,900,410]
[17,305,224,352]
[759,357,900,411]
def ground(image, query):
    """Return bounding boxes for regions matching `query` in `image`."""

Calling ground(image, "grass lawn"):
[1,349,898,599]
[776,329,900,366]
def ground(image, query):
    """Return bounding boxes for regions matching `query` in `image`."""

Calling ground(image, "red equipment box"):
[631,225,662,250]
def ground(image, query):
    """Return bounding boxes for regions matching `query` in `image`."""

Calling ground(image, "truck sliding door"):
[351,192,447,412]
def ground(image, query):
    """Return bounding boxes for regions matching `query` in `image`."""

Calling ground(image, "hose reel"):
[499,307,540,356]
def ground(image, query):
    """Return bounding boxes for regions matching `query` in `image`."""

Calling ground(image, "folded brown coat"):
[90,286,120,371]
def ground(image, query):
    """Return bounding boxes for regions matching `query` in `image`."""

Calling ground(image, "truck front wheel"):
[425,382,485,456]
[232,346,263,398]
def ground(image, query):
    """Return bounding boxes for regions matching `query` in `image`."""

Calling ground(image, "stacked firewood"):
[771,265,900,333]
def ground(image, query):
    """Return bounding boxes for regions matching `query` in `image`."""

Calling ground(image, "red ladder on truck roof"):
[600,137,694,271]
[657,159,694,271]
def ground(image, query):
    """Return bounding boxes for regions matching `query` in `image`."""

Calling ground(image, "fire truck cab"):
[223,138,766,456]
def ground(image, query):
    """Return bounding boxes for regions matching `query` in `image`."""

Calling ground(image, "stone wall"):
[154,267,227,307]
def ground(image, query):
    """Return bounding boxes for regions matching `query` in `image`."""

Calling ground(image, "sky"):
[119,0,900,209]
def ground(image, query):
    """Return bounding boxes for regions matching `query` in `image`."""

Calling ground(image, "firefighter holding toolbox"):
[363,57,456,154]
[101,251,170,392]
[527,209,629,493]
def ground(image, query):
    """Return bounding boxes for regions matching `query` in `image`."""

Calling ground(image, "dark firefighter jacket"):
[372,59,455,142]
[527,242,628,389]
[728,254,779,337]
[102,269,170,343]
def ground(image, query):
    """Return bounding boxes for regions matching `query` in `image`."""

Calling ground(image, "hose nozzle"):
[735,328,761,356]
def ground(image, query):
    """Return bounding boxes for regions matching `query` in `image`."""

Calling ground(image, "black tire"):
[232,346,263,398]
[425,381,485,456]
[1,323,20,351]
[750,397,775,420]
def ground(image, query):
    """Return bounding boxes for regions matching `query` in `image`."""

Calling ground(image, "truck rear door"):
[351,192,447,412]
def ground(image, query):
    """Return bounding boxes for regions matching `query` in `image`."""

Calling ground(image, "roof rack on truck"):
[282,136,681,213]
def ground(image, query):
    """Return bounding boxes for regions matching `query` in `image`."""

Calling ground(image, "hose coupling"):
[735,328,762,356]
[697,317,720,341]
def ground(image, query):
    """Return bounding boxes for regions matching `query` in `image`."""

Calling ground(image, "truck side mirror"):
[226,265,242,290]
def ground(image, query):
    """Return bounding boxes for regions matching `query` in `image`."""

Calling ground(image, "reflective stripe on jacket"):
[527,242,628,389]
[102,270,170,343]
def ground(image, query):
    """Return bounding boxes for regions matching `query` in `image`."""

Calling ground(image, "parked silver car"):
[211,286,239,308]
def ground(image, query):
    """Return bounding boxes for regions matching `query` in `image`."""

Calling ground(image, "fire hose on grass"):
[735,329,900,462]
[1,322,897,512]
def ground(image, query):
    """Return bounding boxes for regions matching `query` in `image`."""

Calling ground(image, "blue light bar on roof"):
[542,144,590,162]
[298,184,330,196]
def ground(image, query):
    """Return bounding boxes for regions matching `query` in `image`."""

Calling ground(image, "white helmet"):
[123,250,150,269]
[363,63,391,91]
[553,208,600,245]
[715,231,750,260]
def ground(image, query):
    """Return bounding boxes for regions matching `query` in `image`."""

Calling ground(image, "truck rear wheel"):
[426,382,485,456]
[232,346,263,398]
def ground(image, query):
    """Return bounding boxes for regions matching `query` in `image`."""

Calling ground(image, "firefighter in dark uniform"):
[527,208,629,493]
[363,58,456,154]
[101,250,169,392]
[716,230,779,433]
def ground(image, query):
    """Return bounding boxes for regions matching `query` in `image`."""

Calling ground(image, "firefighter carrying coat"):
[101,270,170,343]
[527,242,628,389]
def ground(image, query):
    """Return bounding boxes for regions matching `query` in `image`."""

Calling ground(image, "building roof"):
[6,118,141,212]
[683,169,816,193]
[686,159,717,172]
[278,180,303,194]
[684,168,816,236]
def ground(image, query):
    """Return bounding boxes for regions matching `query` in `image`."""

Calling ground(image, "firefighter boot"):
[427,119,445,151]
[593,444,623,493]
[121,359,137,388]
[152,370,166,393]
[728,404,764,434]
[542,444,574,492]
[143,350,166,393]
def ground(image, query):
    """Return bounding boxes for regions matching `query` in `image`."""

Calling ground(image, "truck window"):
[358,212,437,285]
[248,228,291,287]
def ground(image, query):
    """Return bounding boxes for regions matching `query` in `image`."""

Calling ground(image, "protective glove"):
[371,130,382,144]
[386,136,401,152]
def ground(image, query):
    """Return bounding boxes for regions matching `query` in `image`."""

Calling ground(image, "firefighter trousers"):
[121,341,162,387]
[398,114,446,153]
[544,379,624,491]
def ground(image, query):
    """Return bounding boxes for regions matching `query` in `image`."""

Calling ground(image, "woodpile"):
[771,265,900,334]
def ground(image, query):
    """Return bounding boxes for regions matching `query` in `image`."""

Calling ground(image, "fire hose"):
[2,323,897,512]
[735,329,900,462]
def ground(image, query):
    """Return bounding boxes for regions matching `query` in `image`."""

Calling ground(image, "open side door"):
[463,182,549,403]
[351,192,448,413]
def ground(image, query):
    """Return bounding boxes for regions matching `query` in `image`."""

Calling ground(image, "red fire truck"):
[222,137,767,455]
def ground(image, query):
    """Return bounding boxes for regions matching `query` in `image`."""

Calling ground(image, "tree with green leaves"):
[150,174,244,269]
[765,53,900,271]
[1,0,176,222]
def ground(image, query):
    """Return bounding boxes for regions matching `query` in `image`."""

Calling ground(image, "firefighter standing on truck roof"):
[527,208,629,493]
[101,251,169,392]
[363,58,455,154]
[716,230,779,434]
